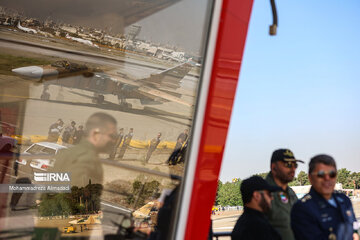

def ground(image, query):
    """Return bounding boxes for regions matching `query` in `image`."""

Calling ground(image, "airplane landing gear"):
[119,102,132,109]
[56,86,64,101]
[40,85,50,100]
[40,92,50,100]
[118,96,132,109]
[93,93,105,104]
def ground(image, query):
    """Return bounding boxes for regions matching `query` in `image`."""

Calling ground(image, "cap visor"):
[284,158,304,163]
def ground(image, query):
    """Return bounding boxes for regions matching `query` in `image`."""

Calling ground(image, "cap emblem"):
[284,149,294,157]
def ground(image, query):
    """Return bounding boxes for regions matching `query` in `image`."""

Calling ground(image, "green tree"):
[215,180,223,206]
[216,181,242,206]
[337,168,351,188]
[297,171,310,186]
[127,180,160,209]
[349,172,360,189]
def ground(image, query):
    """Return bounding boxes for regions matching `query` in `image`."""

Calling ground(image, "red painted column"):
[185,0,254,239]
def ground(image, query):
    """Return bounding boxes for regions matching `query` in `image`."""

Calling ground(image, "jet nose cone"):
[12,66,44,78]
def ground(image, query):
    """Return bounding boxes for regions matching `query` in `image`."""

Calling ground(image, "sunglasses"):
[312,170,337,179]
[283,161,298,169]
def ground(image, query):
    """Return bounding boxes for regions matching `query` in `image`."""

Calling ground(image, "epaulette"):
[301,194,312,203]
[333,190,342,194]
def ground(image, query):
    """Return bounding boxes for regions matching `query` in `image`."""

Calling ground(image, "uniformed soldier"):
[118,128,133,160]
[47,118,64,143]
[53,112,117,187]
[145,132,161,163]
[109,127,124,160]
[174,129,188,150]
[231,176,282,240]
[265,149,304,240]
[291,154,359,240]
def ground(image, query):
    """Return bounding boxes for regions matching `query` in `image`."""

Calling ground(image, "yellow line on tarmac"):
[0,93,30,100]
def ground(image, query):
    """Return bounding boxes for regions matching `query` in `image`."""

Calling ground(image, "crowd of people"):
[231,149,359,240]
[24,114,360,239]
[47,118,189,164]
[47,118,84,144]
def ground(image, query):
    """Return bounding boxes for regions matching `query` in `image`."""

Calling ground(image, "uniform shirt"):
[53,139,103,188]
[149,137,161,150]
[265,173,298,240]
[291,187,356,240]
[231,207,282,240]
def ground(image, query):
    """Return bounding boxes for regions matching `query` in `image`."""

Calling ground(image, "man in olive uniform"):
[291,155,359,240]
[265,149,304,240]
[53,112,117,187]
[118,128,133,160]
[145,132,161,163]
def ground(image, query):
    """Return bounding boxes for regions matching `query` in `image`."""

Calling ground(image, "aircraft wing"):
[108,63,193,107]
[141,62,193,90]
[136,86,192,107]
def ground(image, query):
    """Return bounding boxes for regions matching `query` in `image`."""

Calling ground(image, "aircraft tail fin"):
[146,62,193,89]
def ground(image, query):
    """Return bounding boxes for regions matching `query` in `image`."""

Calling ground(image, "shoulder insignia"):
[335,196,344,203]
[301,194,312,203]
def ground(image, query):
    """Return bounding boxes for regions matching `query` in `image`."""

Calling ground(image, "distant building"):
[60,25,77,34]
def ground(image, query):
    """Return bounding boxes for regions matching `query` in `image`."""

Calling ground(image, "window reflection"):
[0,0,211,238]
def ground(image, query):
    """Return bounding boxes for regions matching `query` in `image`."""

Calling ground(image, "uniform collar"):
[244,206,265,217]
[78,139,97,153]
[266,172,290,192]
[309,187,338,208]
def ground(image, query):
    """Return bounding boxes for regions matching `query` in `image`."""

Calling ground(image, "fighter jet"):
[12,60,193,108]
[65,34,99,48]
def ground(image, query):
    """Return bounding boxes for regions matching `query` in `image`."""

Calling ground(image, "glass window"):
[0,0,214,239]
[25,144,45,154]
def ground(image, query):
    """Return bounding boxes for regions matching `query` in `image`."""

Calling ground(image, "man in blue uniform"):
[291,154,359,240]
[231,176,282,240]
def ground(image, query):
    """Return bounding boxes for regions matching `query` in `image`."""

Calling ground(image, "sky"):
[220,0,360,182]
[1,0,208,53]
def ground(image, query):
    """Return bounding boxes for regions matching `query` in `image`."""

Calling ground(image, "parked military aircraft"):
[17,21,37,34]
[66,33,99,48]
[12,60,193,108]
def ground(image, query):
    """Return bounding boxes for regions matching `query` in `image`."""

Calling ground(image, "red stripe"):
[185,0,254,239]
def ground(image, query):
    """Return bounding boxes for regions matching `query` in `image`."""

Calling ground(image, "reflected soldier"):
[145,132,161,163]
[62,120,76,144]
[118,128,133,160]
[73,125,84,145]
[47,118,64,143]
[53,112,117,187]
[174,129,188,150]
[291,155,359,240]
[109,128,124,160]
